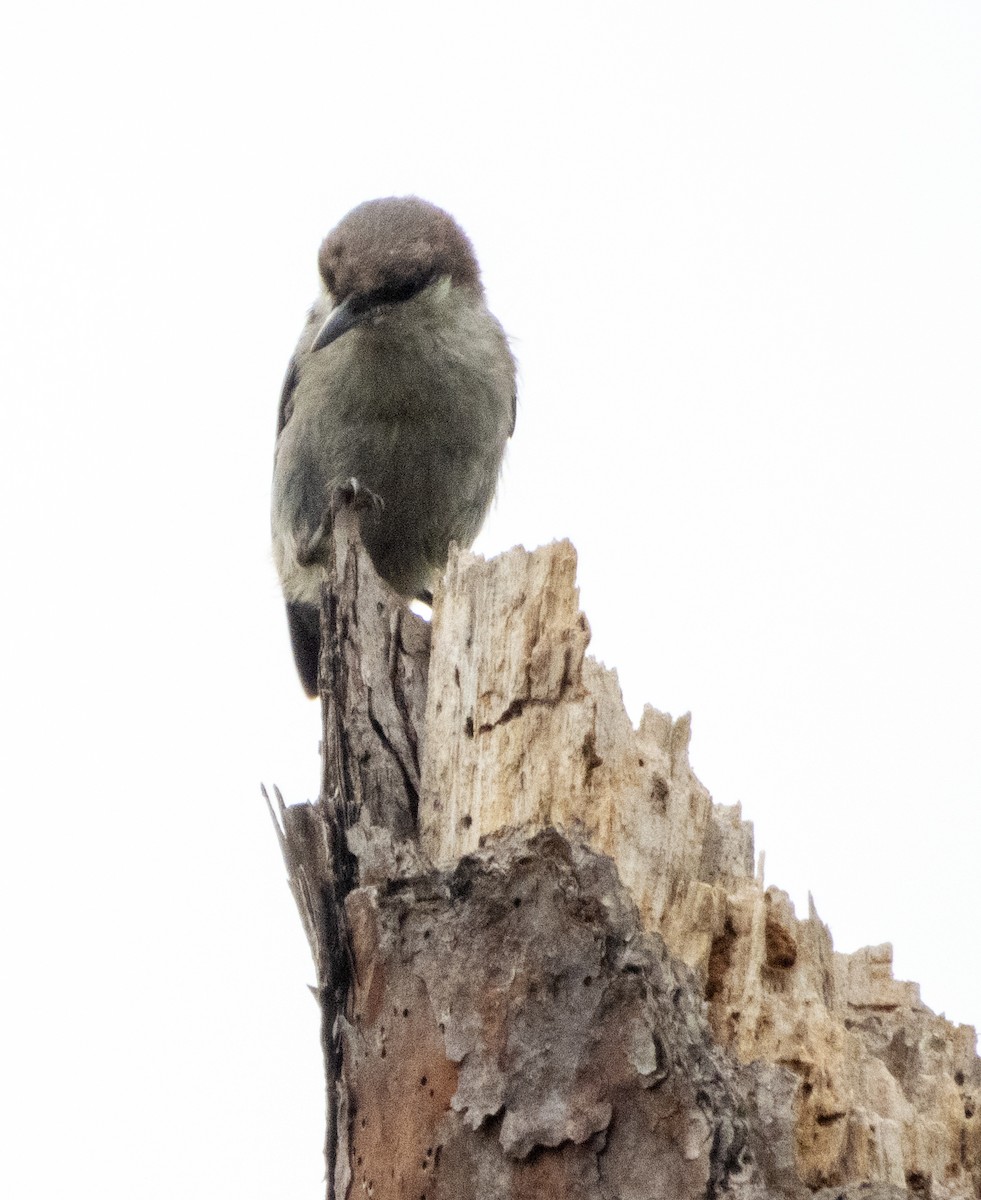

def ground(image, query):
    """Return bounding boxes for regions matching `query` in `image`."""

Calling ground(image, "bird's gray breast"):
[273,288,513,600]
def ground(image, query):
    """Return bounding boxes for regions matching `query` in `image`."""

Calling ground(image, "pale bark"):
[269,515,981,1200]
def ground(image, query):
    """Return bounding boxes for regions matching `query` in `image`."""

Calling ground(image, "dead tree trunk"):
[268,514,981,1200]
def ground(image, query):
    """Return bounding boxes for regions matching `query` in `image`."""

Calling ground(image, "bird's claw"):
[334,477,384,514]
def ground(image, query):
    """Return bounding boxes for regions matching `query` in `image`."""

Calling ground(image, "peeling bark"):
[339,828,759,1199]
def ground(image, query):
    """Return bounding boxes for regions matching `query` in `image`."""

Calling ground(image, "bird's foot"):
[333,477,384,515]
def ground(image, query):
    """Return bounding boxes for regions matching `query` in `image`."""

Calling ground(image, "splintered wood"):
[274,530,981,1200]
[420,541,752,942]
[421,540,591,855]
[418,540,980,1197]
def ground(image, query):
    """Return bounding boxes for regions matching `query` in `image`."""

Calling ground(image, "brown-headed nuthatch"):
[272,196,516,696]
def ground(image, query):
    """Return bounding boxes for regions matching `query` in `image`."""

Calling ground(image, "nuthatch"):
[272,196,516,696]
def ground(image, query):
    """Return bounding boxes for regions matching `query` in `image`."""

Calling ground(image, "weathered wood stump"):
[268,511,981,1200]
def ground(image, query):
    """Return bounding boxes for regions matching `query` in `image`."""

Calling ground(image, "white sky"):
[3,2,979,1196]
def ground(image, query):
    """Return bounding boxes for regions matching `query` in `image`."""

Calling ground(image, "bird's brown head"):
[317,196,483,311]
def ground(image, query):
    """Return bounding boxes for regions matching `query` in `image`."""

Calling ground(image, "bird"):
[272,196,516,697]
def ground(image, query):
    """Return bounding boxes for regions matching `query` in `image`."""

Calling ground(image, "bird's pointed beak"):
[310,297,365,352]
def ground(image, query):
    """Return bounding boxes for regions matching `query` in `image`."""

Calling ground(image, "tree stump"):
[268,511,981,1200]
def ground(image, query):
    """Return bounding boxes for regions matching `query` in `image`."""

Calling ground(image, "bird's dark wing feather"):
[276,355,300,437]
[509,388,517,437]
[286,601,320,698]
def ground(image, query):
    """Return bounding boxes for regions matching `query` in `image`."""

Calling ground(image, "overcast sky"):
[3,2,980,1197]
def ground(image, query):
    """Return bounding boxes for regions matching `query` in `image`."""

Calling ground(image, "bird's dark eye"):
[351,273,435,315]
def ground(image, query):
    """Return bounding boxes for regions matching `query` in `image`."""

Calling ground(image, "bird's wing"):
[286,602,321,698]
[276,355,300,438]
